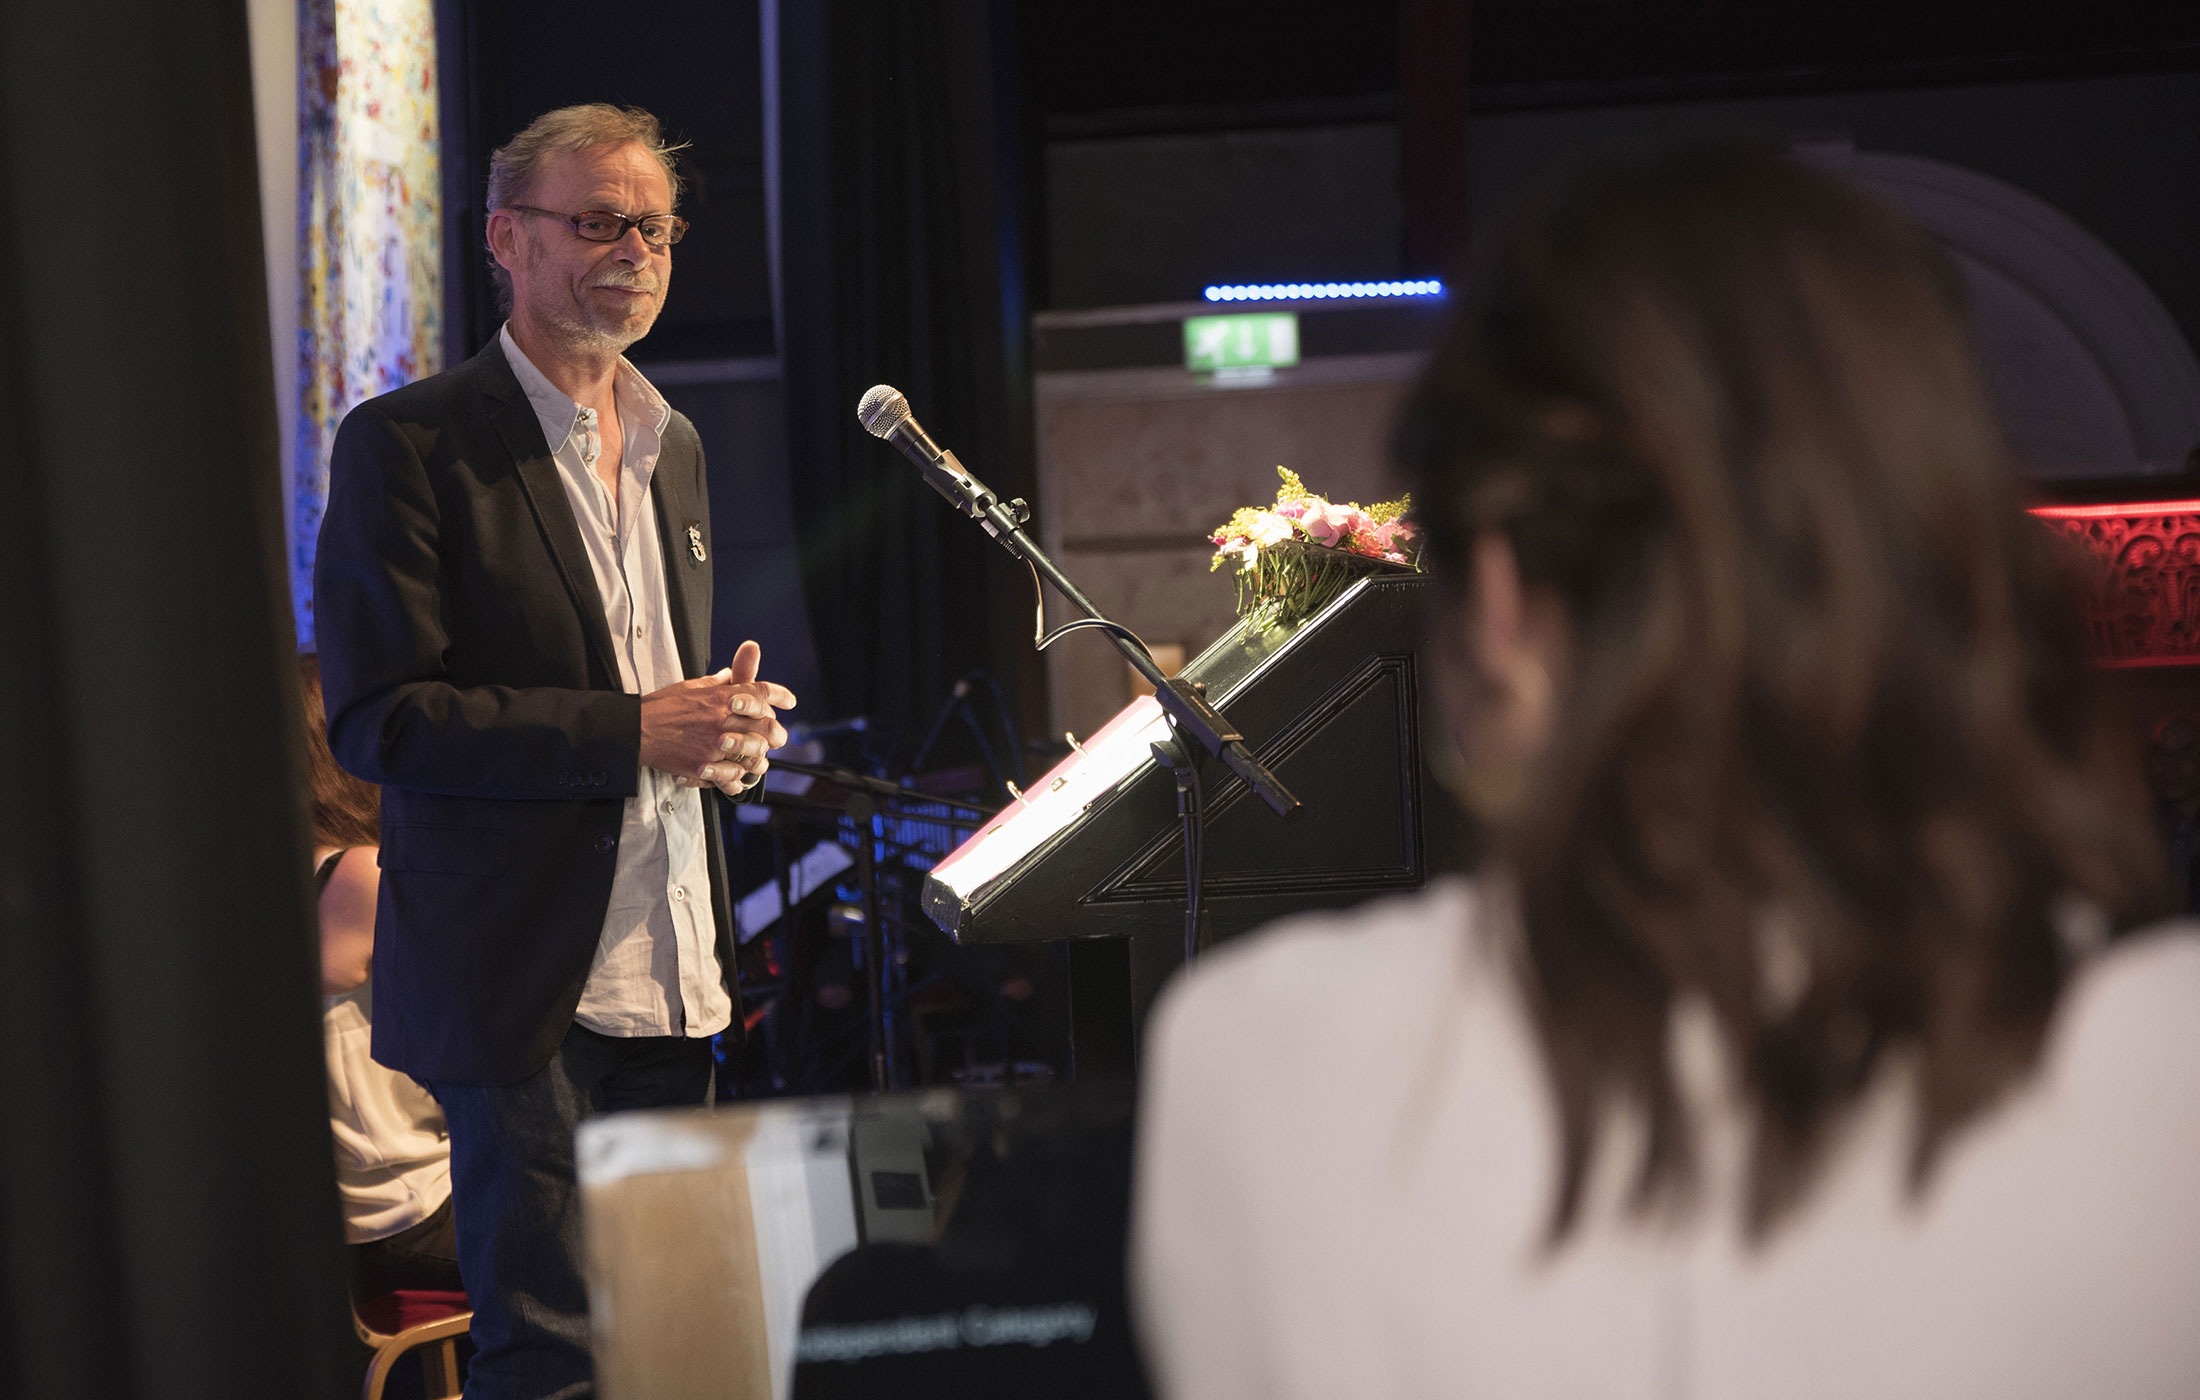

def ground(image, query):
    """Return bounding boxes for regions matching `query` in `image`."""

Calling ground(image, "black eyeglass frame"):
[503,204,689,248]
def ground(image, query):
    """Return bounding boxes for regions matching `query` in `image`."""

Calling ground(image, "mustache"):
[590,269,660,292]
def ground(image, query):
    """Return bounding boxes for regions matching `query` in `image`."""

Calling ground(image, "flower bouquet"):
[1210,468,1422,630]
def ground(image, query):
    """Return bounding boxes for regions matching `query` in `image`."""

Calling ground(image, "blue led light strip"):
[1201,279,1445,303]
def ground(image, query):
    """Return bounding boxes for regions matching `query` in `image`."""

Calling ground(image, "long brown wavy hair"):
[1396,138,2164,1240]
[298,652,379,851]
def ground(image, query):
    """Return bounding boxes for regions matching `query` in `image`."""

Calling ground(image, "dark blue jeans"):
[428,1025,714,1400]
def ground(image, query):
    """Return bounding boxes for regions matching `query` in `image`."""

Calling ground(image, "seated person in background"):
[1134,138,2200,1399]
[302,653,462,1300]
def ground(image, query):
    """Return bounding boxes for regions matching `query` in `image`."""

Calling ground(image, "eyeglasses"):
[504,205,688,248]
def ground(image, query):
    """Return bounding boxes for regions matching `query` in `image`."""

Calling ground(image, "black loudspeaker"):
[924,574,1474,948]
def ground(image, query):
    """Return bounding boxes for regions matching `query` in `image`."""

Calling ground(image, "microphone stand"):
[769,759,995,824]
[1152,737,1209,965]
[894,437,1303,963]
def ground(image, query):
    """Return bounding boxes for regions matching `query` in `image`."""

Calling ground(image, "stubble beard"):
[516,237,669,359]
[538,276,663,358]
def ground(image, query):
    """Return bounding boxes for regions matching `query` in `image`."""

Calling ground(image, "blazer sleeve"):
[313,400,643,799]
[678,423,764,809]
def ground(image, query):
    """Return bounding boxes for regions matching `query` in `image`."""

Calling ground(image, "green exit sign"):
[1183,313,1299,372]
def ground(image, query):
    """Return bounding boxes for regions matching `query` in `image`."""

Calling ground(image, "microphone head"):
[857,385,911,439]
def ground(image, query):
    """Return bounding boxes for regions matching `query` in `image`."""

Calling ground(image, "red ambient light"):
[2027,500,2200,667]
[2026,499,2200,520]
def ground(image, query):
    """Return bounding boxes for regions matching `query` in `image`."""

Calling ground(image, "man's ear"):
[485,209,523,275]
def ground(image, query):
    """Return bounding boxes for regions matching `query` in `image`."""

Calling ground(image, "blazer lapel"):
[649,431,711,678]
[476,346,623,686]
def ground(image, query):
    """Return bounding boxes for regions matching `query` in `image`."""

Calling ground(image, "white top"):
[500,325,729,1040]
[1134,877,2200,1400]
[319,848,453,1244]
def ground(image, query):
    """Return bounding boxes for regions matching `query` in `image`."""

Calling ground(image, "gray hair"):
[484,104,687,313]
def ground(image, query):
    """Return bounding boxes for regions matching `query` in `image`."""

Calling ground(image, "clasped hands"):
[637,639,798,797]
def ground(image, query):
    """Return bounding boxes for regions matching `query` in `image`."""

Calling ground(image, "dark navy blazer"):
[314,339,746,1086]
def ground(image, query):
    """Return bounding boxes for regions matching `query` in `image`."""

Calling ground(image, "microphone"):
[853,386,1299,818]
[856,385,999,520]
[856,385,941,466]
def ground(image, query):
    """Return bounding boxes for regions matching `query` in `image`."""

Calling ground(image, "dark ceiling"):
[1028,0,2200,136]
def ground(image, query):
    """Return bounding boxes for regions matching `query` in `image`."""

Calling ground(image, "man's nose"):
[611,225,651,262]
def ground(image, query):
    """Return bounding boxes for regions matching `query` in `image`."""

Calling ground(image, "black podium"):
[922,572,1475,1076]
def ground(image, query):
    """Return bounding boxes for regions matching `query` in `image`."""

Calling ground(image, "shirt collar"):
[498,322,671,457]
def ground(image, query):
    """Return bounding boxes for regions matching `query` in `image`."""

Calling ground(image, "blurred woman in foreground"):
[1134,140,2200,1398]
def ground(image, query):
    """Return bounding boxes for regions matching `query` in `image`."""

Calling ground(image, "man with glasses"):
[315,103,793,1399]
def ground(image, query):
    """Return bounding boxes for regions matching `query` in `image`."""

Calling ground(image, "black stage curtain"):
[778,0,1043,753]
[0,2,355,1396]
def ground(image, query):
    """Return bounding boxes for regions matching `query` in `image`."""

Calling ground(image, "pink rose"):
[1370,519,1419,562]
[1300,500,1358,547]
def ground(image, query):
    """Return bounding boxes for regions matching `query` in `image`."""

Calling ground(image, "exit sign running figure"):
[1183,313,1300,373]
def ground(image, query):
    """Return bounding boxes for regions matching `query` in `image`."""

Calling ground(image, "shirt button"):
[594,835,615,854]
[662,798,676,814]
[671,886,688,902]
[634,625,643,639]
